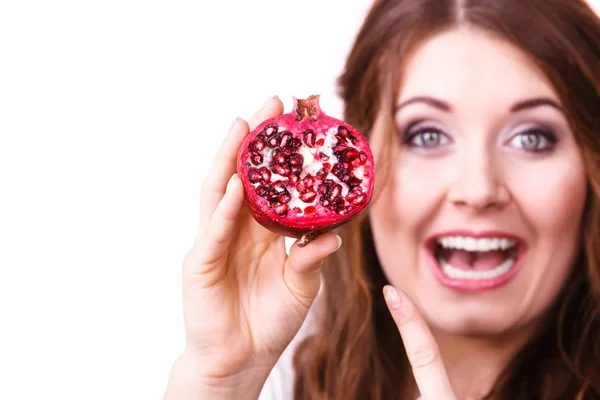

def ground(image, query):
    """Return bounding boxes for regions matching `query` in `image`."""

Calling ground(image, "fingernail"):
[334,235,342,252]
[226,174,238,192]
[383,285,403,310]
[263,95,278,107]
[229,117,240,132]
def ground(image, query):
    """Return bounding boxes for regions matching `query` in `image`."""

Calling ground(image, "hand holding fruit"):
[165,96,374,400]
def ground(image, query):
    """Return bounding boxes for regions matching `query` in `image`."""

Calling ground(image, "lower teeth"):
[438,257,515,280]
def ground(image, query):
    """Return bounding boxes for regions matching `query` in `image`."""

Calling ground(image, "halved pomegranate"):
[237,95,375,246]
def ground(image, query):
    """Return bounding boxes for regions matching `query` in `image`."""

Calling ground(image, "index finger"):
[383,285,456,400]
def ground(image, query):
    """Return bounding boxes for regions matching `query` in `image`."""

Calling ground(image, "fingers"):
[383,285,456,400]
[197,118,248,233]
[248,96,284,131]
[197,96,284,233]
[186,174,245,284]
[283,233,342,307]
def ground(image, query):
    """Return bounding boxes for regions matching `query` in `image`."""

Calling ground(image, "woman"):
[164,0,600,398]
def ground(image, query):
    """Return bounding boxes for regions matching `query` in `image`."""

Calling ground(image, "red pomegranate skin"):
[237,95,375,245]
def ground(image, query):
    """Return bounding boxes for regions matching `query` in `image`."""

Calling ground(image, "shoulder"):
[258,292,323,400]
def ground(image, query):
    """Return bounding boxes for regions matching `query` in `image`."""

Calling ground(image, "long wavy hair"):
[292,0,600,398]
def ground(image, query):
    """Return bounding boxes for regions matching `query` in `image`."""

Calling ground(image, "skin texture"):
[372,28,588,398]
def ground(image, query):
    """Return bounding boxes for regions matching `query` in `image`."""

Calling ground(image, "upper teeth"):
[437,236,516,252]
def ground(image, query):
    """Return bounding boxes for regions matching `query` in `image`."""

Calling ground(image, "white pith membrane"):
[434,236,518,280]
[246,124,370,218]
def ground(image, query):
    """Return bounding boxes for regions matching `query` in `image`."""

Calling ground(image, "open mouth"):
[427,234,525,288]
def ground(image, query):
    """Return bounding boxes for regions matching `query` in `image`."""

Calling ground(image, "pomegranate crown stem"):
[293,94,321,122]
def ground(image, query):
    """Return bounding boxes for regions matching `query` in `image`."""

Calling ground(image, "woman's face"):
[369,28,588,336]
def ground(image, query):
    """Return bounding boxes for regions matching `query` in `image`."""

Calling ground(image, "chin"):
[417,298,527,337]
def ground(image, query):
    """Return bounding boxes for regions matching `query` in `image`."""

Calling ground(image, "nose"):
[447,149,510,213]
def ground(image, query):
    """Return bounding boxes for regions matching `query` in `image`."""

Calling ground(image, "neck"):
[431,326,535,399]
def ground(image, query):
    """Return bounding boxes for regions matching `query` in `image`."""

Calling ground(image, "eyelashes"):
[399,123,559,153]
[508,128,557,153]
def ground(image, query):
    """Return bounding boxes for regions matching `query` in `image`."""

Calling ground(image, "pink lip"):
[424,230,528,292]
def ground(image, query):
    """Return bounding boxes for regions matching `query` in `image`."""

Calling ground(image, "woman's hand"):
[383,285,458,400]
[165,97,342,400]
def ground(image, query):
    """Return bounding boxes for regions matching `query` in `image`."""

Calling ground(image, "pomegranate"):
[237,95,375,246]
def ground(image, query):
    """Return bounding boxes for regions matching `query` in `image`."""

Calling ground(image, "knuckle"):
[408,345,439,369]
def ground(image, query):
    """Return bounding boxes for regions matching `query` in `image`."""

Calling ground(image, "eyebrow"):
[395,96,564,114]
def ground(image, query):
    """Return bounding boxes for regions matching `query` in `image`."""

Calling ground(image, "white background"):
[1,1,599,399]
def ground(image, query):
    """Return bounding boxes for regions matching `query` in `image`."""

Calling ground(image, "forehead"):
[397,28,559,106]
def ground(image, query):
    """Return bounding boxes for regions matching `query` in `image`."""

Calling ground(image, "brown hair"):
[293,0,600,398]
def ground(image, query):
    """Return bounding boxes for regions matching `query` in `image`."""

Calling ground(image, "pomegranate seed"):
[274,204,288,216]
[267,133,279,148]
[251,153,263,165]
[255,186,269,196]
[300,191,316,203]
[330,184,342,200]
[316,168,329,179]
[338,126,349,137]
[342,148,358,161]
[296,182,306,193]
[279,131,292,148]
[293,207,302,214]
[304,206,316,214]
[358,151,367,164]
[347,132,358,145]
[289,138,302,151]
[320,198,331,207]
[259,167,271,182]
[302,175,314,186]
[348,177,362,187]
[274,151,286,165]
[252,135,266,151]
[346,188,361,201]
[278,193,291,204]
[303,130,315,147]
[318,152,329,161]
[273,165,286,175]
[322,162,331,170]
[288,174,299,183]
[263,123,278,135]
[289,154,304,166]
[333,144,348,153]
[248,169,262,183]
[267,189,277,198]
[318,183,330,195]
[352,195,365,205]
[316,138,325,146]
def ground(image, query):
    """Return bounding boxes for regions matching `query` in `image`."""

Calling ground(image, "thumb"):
[283,233,342,306]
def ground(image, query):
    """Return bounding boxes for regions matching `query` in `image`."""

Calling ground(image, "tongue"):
[446,249,506,271]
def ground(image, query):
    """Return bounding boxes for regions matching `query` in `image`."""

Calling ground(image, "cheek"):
[370,153,451,285]
[505,152,587,313]
[505,154,587,236]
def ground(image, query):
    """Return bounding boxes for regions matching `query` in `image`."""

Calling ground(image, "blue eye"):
[404,128,450,148]
[508,129,557,153]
